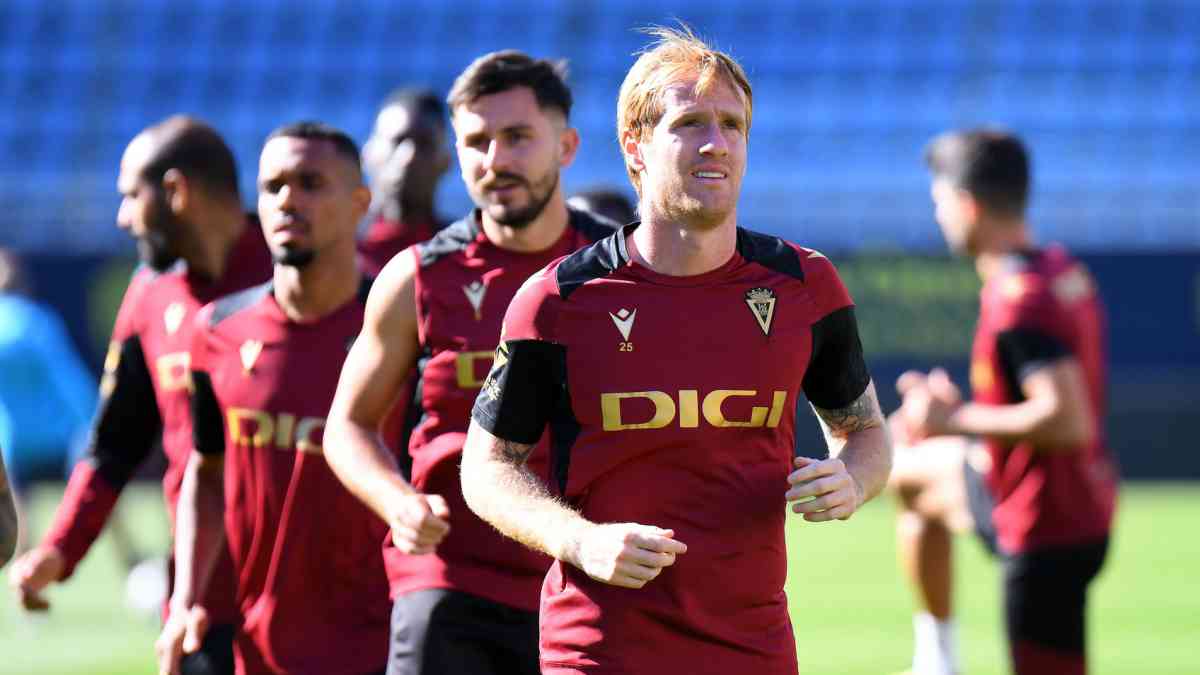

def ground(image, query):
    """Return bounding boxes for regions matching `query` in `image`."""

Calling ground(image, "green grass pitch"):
[0,483,1195,674]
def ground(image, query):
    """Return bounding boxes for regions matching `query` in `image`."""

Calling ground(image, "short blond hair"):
[617,24,753,194]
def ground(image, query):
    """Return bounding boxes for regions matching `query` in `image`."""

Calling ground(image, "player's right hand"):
[389,493,451,555]
[571,523,687,589]
[8,545,65,611]
[155,604,209,675]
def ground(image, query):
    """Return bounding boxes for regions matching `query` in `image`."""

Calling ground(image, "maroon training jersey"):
[357,215,440,277]
[42,219,270,626]
[970,245,1117,554]
[190,280,393,675]
[472,225,872,675]
[386,207,615,611]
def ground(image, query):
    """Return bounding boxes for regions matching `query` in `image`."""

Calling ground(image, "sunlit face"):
[452,86,576,229]
[116,133,186,272]
[930,177,978,256]
[363,103,448,204]
[627,75,748,230]
[257,136,368,267]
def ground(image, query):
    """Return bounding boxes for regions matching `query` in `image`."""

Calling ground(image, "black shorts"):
[387,588,539,675]
[962,460,1110,660]
[179,622,235,675]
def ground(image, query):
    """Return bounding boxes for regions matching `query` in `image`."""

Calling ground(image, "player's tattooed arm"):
[0,453,17,566]
[810,380,892,504]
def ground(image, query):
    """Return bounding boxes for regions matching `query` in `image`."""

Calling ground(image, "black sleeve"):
[88,336,163,489]
[471,339,566,445]
[190,371,226,455]
[802,306,871,410]
[996,328,1071,385]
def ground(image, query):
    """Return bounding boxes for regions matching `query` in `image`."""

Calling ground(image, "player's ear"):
[621,128,645,174]
[351,183,372,220]
[557,125,580,169]
[161,168,189,215]
[957,187,980,224]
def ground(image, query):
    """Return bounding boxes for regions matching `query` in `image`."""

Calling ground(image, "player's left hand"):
[786,456,865,522]
[155,604,209,675]
[897,367,962,439]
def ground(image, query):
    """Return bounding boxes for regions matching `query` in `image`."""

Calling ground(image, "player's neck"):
[188,201,246,283]
[479,190,570,254]
[630,211,737,277]
[974,220,1033,282]
[271,242,361,323]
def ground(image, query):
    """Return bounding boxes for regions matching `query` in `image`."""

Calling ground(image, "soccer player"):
[459,27,893,675]
[358,87,451,276]
[323,51,615,675]
[157,122,394,675]
[890,129,1116,675]
[8,116,270,674]
[0,449,16,567]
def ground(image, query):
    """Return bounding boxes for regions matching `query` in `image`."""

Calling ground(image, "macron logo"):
[609,308,636,341]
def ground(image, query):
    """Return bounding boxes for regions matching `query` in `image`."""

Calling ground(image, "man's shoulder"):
[415,215,479,268]
[556,226,626,301]
[205,282,272,330]
[736,227,846,284]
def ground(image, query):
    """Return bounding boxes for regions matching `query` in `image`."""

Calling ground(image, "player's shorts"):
[180,622,235,675]
[1003,537,1109,668]
[962,455,999,556]
[387,588,539,675]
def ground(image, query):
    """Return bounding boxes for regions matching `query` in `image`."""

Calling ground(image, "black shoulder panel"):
[556,224,630,301]
[356,275,374,305]
[735,228,805,282]
[416,214,480,268]
[208,282,271,328]
[568,206,622,243]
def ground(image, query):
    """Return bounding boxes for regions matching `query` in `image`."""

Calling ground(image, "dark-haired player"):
[157,123,393,675]
[890,129,1116,675]
[460,27,892,675]
[10,116,271,675]
[323,50,614,675]
[358,87,451,276]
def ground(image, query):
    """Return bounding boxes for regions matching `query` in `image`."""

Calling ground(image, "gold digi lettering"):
[226,408,326,454]
[601,391,676,431]
[227,407,274,449]
[602,390,789,431]
[294,417,325,454]
[155,352,191,392]
[455,351,495,389]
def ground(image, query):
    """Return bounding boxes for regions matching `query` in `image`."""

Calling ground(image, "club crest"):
[744,287,777,336]
[164,302,186,335]
[240,339,263,374]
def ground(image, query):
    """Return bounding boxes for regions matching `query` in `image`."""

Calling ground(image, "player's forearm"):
[0,455,18,566]
[461,422,590,564]
[829,425,892,503]
[324,419,417,522]
[40,460,124,578]
[947,400,1088,451]
[171,453,225,611]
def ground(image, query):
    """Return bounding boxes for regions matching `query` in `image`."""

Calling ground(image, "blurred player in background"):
[358,87,452,276]
[8,116,272,675]
[0,450,17,567]
[324,50,614,675]
[157,122,393,675]
[567,186,637,225]
[0,249,98,552]
[890,129,1117,675]
[460,26,891,674]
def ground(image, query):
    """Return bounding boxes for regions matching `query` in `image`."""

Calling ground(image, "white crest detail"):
[164,302,186,335]
[240,340,263,374]
[463,280,487,321]
[609,308,636,341]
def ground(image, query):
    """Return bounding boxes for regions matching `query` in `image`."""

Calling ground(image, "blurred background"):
[0,1,1196,673]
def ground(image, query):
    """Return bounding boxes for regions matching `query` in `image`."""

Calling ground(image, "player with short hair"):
[460,26,892,674]
[323,50,615,675]
[157,122,394,675]
[358,87,451,276]
[9,116,271,675]
[891,129,1116,675]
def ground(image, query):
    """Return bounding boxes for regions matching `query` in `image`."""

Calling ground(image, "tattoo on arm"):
[812,382,884,440]
[498,439,534,465]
